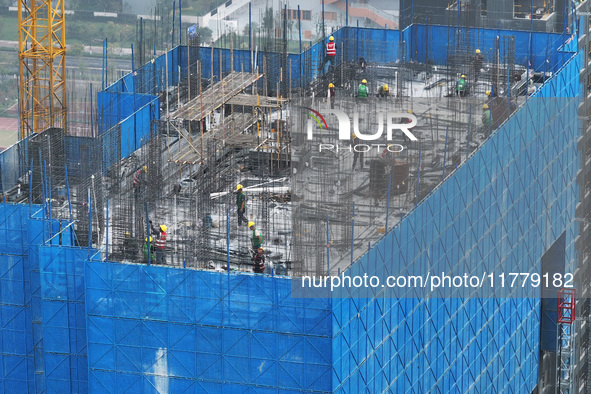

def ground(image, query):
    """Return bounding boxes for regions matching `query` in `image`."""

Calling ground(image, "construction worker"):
[321,35,337,71]
[133,165,147,203]
[143,236,155,263]
[456,75,467,97]
[352,132,364,170]
[252,247,265,273]
[473,49,484,82]
[236,184,247,226]
[327,83,336,109]
[482,104,492,135]
[123,231,135,259]
[133,165,147,188]
[248,221,263,250]
[357,79,368,98]
[154,224,167,264]
[359,57,367,71]
[378,84,389,98]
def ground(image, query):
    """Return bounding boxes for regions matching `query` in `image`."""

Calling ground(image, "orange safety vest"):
[326,42,336,56]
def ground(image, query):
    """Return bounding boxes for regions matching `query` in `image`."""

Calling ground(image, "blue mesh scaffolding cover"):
[330,44,580,393]
[39,245,88,393]
[0,205,32,392]
[410,24,568,71]
[0,205,55,393]
[65,136,97,180]
[85,262,332,393]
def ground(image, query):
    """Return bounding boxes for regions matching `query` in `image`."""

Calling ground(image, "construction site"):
[0,0,589,392]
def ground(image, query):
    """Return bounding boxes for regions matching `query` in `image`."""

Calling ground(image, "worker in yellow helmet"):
[482,103,492,132]
[328,83,336,109]
[321,35,337,73]
[154,224,167,264]
[249,222,263,250]
[378,83,390,98]
[143,236,155,263]
[456,74,467,97]
[236,184,247,226]
[133,165,147,188]
[358,79,368,98]
[474,48,484,82]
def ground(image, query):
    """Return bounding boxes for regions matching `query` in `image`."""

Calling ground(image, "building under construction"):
[0,0,589,392]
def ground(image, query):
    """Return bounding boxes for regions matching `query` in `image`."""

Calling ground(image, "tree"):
[69,43,85,57]
[199,27,213,43]
[243,22,258,37]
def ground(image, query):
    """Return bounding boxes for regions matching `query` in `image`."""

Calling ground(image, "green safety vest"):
[236,191,246,210]
[358,84,368,97]
[456,79,466,91]
[482,110,492,127]
[143,242,155,261]
[252,229,263,248]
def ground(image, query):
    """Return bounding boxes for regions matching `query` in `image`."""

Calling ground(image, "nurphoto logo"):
[303,107,418,153]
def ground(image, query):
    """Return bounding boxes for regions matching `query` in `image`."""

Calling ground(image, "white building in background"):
[198,0,398,44]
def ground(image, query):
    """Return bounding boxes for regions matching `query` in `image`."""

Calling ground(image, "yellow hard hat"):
[328,83,335,88]
[461,75,466,79]
[143,165,147,172]
[236,184,243,190]
[362,79,367,84]
[383,84,389,90]
[329,36,334,41]
[248,221,255,228]
[485,90,491,96]
[258,247,264,252]
[475,49,481,54]
[125,232,130,237]
[352,132,357,139]
[146,236,153,242]
[482,104,489,109]
[160,225,167,232]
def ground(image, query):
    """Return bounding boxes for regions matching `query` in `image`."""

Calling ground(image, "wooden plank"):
[173,72,262,122]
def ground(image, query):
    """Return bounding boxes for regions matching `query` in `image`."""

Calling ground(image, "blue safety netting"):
[84,262,332,393]
[329,37,580,393]
[0,204,90,393]
[0,21,582,393]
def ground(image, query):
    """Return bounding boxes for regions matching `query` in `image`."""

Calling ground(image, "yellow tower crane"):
[18,0,67,139]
